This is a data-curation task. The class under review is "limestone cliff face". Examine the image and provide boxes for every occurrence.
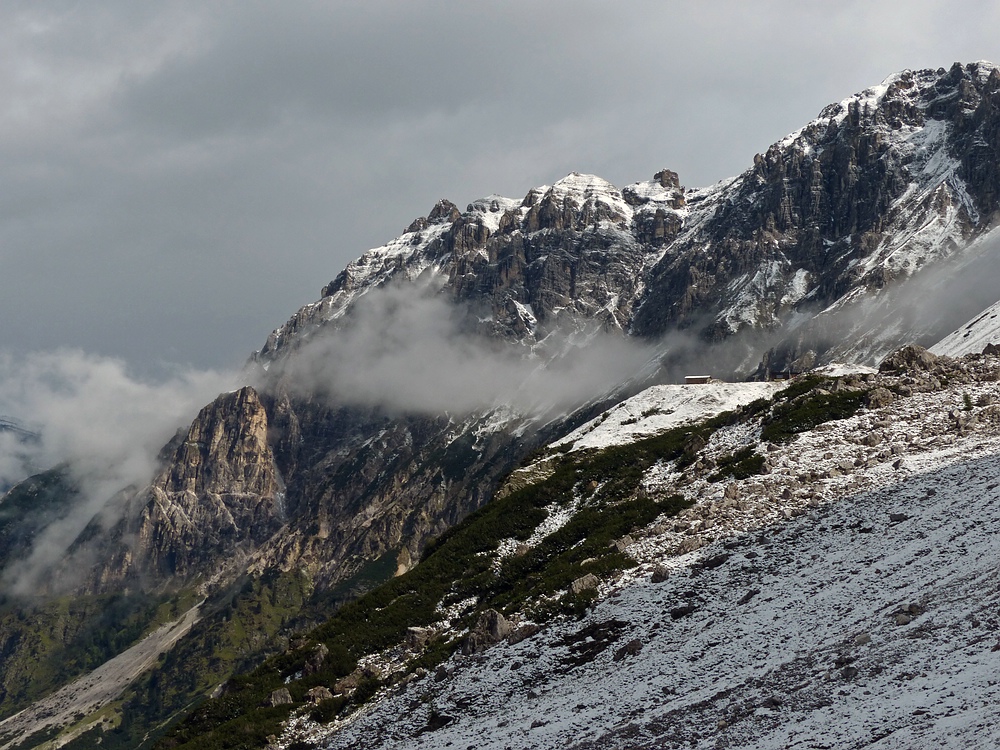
[91,386,535,595]
[95,386,285,588]
[241,390,531,589]
[632,62,1000,342]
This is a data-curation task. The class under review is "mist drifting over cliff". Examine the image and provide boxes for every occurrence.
[263,282,668,416]
[0,350,233,594]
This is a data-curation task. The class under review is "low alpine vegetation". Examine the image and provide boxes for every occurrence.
[157,372,880,749]
[709,447,767,481]
[760,377,866,443]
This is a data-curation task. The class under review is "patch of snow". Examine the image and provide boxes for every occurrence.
[512,301,537,333]
[466,195,520,233]
[434,596,478,624]
[811,362,878,377]
[780,268,810,307]
[552,381,785,454]
[494,498,581,569]
[719,260,786,331]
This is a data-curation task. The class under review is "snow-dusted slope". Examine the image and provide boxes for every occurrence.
[551,381,785,453]
[932,297,1000,357]
[273,352,1000,750]
[317,437,1000,750]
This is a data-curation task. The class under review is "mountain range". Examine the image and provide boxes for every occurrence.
[3,60,1000,749]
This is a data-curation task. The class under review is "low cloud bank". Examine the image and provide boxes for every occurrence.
[267,284,667,416]
[0,350,233,595]
[10,232,1000,596]
[772,230,1000,368]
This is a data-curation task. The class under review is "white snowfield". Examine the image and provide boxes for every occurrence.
[551,381,786,453]
[810,362,878,378]
[284,367,1000,750]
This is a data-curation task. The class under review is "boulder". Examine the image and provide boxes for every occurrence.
[613,638,643,661]
[406,626,435,650]
[670,603,697,620]
[612,535,634,552]
[307,686,334,704]
[333,671,361,695]
[866,387,895,409]
[508,623,541,645]
[303,643,329,676]
[461,609,514,655]
[879,345,939,374]
[265,688,293,707]
[570,573,601,595]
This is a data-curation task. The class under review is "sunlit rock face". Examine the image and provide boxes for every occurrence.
[87,386,284,588]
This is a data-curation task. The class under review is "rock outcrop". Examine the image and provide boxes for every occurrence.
[94,387,285,588]
[462,609,514,654]
[878,344,940,374]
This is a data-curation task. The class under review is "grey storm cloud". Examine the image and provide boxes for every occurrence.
[0,349,232,494]
[0,349,233,594]
[2,0,998,372]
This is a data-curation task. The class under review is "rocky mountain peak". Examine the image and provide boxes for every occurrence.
[427,198,461,224]
[105,60,1000,597]
[632,61,1000,345]
[405,198,462,233]
[156,386,277,497]
[258,64,1000,370]
[517,172,632,233]
[654,168,681,190]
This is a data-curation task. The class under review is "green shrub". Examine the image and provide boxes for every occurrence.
[760,386,865,443]
[309,696,349,724]
[709,447,766,481]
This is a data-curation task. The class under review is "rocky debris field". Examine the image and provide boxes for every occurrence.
[0,602,202,750]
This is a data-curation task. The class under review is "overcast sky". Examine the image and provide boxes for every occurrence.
[2,0,998,375]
